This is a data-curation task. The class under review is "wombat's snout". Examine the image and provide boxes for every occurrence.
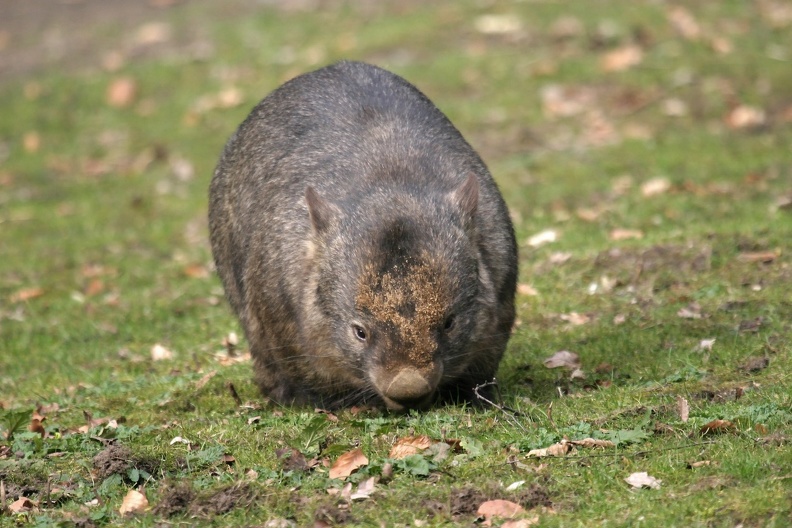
[373,365,443,411]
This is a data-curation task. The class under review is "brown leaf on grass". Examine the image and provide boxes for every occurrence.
[527,440,571,458]
[29,417,46,438]
[151,343,173,361]
[84,278,105,297]
[107,77,138,108]
[314,408,339,423]
[517,283,539,296]
[710,36,733,55]
[559,312,591,326]
[757,433,788,446]
[9,497,36,514]
[697,338,716,351]
[641,177,672,197]
[389,435,435,460]
[739,356,769,373]
[119,489,149,515]
[194,370,217,390]
[624,471,662,489]
[23,131,41,153]
[183,263,211,279]
[700,419,736,436]
[726,105,766,129]
[688,460,712,469]
[9,287,44,303]
[542,351,581,370]
[349,476,378,501]
[474,14,523,35]
[737,251,778,263]
[541,85,595,118]
[135,21,171,45]
[568,438,615,449]
[501,518,540,528]
[676,396,690,423]
[575,206,604,222]
[600,45,643,72]
[666,6,701,40]
[328,448,368,479]
[527,229,558,247]
[477,499,525,524]
[677,302,702,319]
[609,228,644,241]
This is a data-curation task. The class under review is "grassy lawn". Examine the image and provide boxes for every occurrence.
[1,0,790,526]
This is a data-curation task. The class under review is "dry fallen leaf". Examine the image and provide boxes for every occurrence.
[677,302,702,319]
[527,229,558,247]
[517,283,539,296]
[609,228,644,241]
[477,499,525,524]
[559,312,591,326]
[527,440,571,458]
[106,77,138,108]
[389,435,435,460]
[543,351,581,370]
[118,489,149,515]
[676,396,690,423]
[739,356,769,373]
[23,131,41,153]
[697,338,716,351]
[726,105,766,129]
[9,497,36,514]
[541,84,595,118]
[688,460,712,469]
[601,45,643,72]
[29,416,46,438]
[135,21,171,45]
[474,14,522,35]
[569,438,615,449]
[667,6,701,40]
[641,177,672,197]
[9,287,44,303]
[699,419,736,436]
[737,251,778,263]
[329,448,368,479]
[501,519,540,528]
[624,471,662,489]
[349,476,378,501]
[151,343,173,361]
[183,263,210,278]
[194,370,218,390]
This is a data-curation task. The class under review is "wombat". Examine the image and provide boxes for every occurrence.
[209,61,517,411]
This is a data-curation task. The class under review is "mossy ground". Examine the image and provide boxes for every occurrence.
[1,1,790,526]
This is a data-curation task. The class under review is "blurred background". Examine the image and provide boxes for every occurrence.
[2,0,791,396]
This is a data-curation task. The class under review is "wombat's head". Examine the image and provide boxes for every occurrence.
[304,175,490,410]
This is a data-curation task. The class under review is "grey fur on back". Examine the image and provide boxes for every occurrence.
[209,61,517,410]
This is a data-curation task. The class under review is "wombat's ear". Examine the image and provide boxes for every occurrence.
[449,173,479,224]
[305,186,338,232]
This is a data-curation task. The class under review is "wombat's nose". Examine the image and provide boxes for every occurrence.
[384,367,435,406]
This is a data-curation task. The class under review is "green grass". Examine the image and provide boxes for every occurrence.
[1,0,790,526]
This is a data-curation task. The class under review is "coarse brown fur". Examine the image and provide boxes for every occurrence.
[209,61,517,410]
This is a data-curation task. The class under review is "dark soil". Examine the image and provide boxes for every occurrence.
[92,443,159,480]
[92,444,133,478]
[153,481,196,518]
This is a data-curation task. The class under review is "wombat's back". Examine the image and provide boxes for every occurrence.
[209,61,517,409]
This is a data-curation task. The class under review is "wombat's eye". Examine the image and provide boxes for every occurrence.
[352,324,367,342]
[443,315,456,331]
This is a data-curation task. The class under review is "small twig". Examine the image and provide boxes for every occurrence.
[547,401,557,433]
[226,382,243,407]
[534,440,719,462]
[473,379,530,433]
